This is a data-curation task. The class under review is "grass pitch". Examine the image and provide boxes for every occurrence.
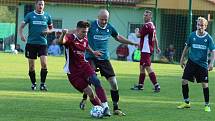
[0,52,214,121]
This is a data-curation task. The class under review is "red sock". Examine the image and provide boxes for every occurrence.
[96,87,107,103]
[90,96,101,106]
[149,72,157,85]
[138,73,145,85]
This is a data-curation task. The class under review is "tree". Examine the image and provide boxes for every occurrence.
[0,6,16,23]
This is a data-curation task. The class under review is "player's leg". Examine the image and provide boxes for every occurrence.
[83,85,101,106]
[28,59,36,90]
[202,82,211,112]
[177,79,191,109]
[144,53,160,92]
[177,59,195,109]
[39,45,48,91]
[197,66,210,112]
[131,65,145,90]
[94,60,125,116]
[145,66,160,92]
[89,74,111,116]
[25,44,37,90]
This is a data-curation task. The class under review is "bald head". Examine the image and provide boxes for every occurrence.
[98,9,109,18]
[98,9,109,28]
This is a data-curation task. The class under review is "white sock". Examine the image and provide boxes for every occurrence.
[102,102,109,109]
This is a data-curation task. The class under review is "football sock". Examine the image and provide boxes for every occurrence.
[29,71,36,85]
[96,87,107,102]
[182,84,189,104]
[149,72,157,85]
[102,102,109,108]
[111,90,119,110]
[83,93,88,100]
[90,96,101,106]
[138,73,145,86]
[203,87,209,105]
[40,69,48,84]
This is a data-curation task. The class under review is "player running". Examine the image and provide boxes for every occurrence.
[58,21,111,116]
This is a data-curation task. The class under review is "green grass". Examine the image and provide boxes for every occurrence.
[0,52,214,121]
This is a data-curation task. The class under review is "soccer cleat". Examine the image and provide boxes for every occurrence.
[154,85,160,93]
[204,105,211,112]
[40,84,48,91]
[31,84,37,91]
[103,107,111,117]
[177,102,191,109]
[130,84,144,90]
[79,99,87,110]
[113,109,126,116]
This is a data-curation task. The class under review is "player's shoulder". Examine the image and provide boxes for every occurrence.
[25,11,34,17]
[144,22,155,29]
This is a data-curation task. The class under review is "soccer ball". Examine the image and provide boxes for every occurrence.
[90,105,104,118]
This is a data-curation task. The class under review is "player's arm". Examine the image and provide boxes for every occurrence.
[115,35,139,47]
[208,50,215,71]
[154,36,161,53]
[180,45,189,69]
[86,46,102,58]
[58,29,68,44]
[19,22,27,42]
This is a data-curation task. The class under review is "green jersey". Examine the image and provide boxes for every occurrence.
[186,31,215,69]
[24,10,52,45]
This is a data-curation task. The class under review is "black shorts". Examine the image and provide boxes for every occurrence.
[25,44,48,59]
[91,59,115,79]
[182,59,208,83]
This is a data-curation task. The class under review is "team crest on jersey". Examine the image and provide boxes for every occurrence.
[204,39,207,42]
[193,38,196,41]
[96,28,99,33]
[44,16,47,19]
[33,16,36,18]
[107,29,109,32]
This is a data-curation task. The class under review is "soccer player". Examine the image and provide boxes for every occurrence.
[58,21,111,116]
[19,0,53,91]
[177,17,215,112]
[131,10,161,92]
[80,9,139,116]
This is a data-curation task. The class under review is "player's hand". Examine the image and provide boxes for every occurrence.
[93,51,102,57]
[156,48,161,54]
[41,29,52,36]
[208,63,213,71]
[180,59,185,69]
[62,29,68,35]
[20,35,26,42]
[133,43,140,48]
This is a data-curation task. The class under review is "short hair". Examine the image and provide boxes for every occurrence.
[144,10,152,15]
[196,17,208,26]
[35,0,44,4]
[76,21,90,28]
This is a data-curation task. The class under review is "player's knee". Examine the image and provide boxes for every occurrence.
[202,83,208,88]
[108,76,118,90]
[182,79,188,85]
[89,74,102,88]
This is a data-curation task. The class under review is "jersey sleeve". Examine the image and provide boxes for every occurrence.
[24,13,31,24]
[208,36,215,51]
[47,14,53,29]
[110,25,118,38]
[185,33,192,47]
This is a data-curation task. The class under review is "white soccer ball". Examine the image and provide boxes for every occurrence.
[90,105,104,118]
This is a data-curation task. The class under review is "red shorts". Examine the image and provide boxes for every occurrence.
[67,63,95,92]
[140,52,151,67]
[67,74,89,93]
